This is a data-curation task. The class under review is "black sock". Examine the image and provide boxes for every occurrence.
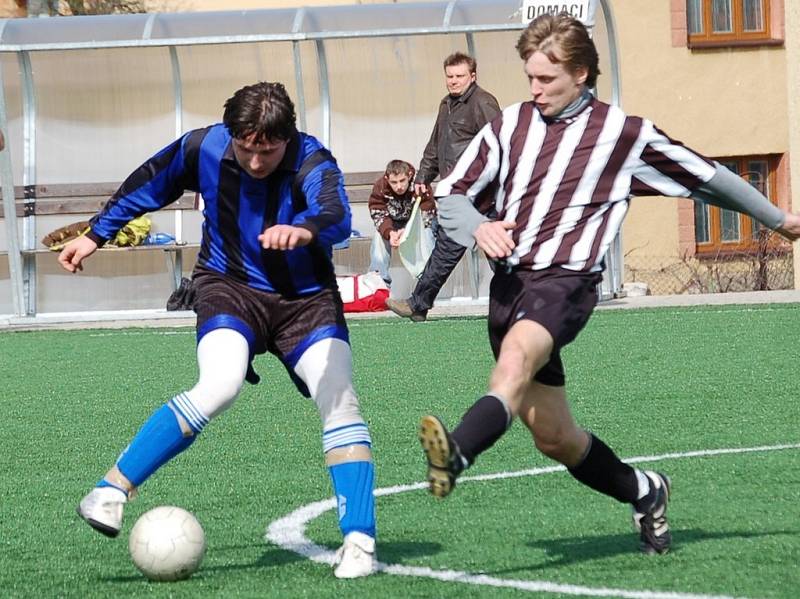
[451,394,511,465]
[567,434,639,504]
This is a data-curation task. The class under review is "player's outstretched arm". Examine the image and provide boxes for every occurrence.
[258,224,313,250]
[775,211,800,242]
[58,235,98,273]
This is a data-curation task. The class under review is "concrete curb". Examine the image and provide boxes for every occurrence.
[2,290,799,332]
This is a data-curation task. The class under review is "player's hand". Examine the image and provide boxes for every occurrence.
[776,211,800,242]
[258,224,313,250]
[389,229,404,248]
[58,235,98,273]
[474,220,516,259]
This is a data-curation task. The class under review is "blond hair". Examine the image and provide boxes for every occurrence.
[516,13,599,89]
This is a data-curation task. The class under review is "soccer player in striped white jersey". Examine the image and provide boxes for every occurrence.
[418,13,800,555]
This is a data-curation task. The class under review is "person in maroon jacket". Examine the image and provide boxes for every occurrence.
[368,159,436,286]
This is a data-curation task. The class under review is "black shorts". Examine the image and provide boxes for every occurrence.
[488,268,601,387]
[192,267,348,395]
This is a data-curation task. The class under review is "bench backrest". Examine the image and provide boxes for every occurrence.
[0,171,382,218]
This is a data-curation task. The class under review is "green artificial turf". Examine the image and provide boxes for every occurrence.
[1,304,798,598]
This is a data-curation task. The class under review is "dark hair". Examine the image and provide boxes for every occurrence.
[516,13,599,89]
[443,51,477,74]
[223,81,297,142]
[385,159,413,178]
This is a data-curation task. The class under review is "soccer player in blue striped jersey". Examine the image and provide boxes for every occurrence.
[61,82,377,578]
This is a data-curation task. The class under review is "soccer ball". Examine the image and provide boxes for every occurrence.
[128,506,206,582]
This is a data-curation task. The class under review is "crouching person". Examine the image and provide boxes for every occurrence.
[368,159,436,287]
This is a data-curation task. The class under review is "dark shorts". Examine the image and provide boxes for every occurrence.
[488,268,601,387]
[192,267,348,395]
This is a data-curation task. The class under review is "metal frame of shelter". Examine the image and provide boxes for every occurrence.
[0,0,622,318]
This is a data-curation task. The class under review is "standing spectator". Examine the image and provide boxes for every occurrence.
[417,13,800,555]
[385,52,500,321]
[368,159,435,286]
[61,81,377,578]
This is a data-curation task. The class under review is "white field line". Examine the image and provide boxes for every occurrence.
[266,443,800,599]
[87,330,194,337]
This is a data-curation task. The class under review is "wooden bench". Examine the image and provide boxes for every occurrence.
[0,172,382,291]
[0,171,379,218]
[1,171,496,317]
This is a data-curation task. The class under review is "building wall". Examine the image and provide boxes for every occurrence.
[180,0,790,294]
[187,0,403,8]
[0,0,386,17]
[613,0,790,292]
[0,0,24,18]
[787,2,800,287]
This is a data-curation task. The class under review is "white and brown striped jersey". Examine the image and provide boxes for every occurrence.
[435,98,717,273]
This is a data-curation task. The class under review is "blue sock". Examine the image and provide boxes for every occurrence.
[115,400,203,487]
[328,460,376,538]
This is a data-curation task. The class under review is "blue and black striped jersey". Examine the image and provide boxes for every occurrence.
[87,125,351,296]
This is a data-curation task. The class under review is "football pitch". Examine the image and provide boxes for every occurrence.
[1,304,799,598]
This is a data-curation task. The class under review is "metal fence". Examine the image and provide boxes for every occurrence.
[623,235,794,296]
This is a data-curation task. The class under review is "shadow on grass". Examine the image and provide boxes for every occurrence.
[483,528,795,575]
[210,545,306,572]
[377,540,443,563]
[104,544,306,582]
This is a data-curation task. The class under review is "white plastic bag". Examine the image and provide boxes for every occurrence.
[398,198,435,278]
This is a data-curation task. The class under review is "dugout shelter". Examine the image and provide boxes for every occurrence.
[0,0,621,320]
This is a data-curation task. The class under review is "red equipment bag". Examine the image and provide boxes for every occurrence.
[336,272,390,313]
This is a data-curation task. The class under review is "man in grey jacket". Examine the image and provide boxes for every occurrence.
[386,52,500,321]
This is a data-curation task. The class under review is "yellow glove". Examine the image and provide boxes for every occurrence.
[109,216,152,247]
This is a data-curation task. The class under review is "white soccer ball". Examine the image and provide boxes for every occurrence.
[128,506,206,582]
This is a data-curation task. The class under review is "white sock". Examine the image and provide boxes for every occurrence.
[635,469,651,501]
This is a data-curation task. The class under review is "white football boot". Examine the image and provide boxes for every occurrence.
[77,486,128,538]
[333,531,377,578]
